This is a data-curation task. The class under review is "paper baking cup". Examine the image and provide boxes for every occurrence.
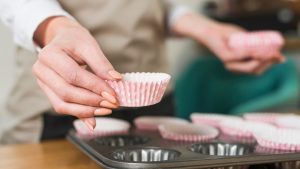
[191,113,242,128]
[219,133,257,144]
[243,112,292,125]
[73,117,130,137]
[275,115,300,129]
[254,128,300,151]
[219,119,275,139]
[107,72,171,107]
[158,122,219,142]
[134,116,188,131]
[229,31,284,57]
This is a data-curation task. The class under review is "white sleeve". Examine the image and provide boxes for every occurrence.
[0,0,72,51]
[165,0,193,33]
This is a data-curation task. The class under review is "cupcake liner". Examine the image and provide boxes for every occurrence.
[158,122,219,142]
[229,31,284,57]
[218,133,257,144]
[73,117,130,137]
[275,115,300,129]
[243,112,293,125]
[134,116,188,131]
[219,119,275,140]
[254,128,300,151]
[255,145,298,154]
[190,113,242,128]
[107,72,171,107]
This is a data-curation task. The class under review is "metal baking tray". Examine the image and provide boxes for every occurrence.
[67,129,300,169]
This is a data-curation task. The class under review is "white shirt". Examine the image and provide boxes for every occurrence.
[0,0,191,52]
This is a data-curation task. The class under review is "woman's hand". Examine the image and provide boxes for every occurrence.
[171,13,285,75]
[32,17,121,130]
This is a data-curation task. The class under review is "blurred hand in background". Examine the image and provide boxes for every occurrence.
[172,12,285,75]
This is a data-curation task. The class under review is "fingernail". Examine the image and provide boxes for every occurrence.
[87,118,96,129]
[84,121,94,131]
[100,100,118,108]
[94,108,112,115]
[108,70,122,80]
[101,91,117,103]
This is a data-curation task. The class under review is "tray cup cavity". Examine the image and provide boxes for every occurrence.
[112,148,180,162]
[94,135,149,147]
[190,142,253,156]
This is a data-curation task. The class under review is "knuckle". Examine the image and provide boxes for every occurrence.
[58,89,72,102]
[53,103,66,115]
[65,69,80,85]
[89,80,103,94]
[38,49,50,61]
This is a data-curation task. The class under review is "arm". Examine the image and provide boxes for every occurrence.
[0,0,122,129]
[167,6,285,74]
[0,0,71,51]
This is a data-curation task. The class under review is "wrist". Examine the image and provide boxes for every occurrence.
[33,16,81,47]
[172,13,219,42]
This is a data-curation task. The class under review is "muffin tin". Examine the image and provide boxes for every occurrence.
[67,128,300,169]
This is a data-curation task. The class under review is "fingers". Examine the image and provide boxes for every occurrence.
[253,60,275,75]
[209,36,249,62]
[36,79,112,118]
[34,61,113,108]
[273,52,286,63]
[73,39,122,80]
[38,48,118,104]
[81,117,96,131]
[225,55,285,75]
[225,59,261,74]
[36,79,106,118]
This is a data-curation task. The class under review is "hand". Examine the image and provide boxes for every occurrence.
[172,13,285,75]
[32,17,122,130]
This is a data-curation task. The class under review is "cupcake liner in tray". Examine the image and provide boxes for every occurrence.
[243,112,293,125]
[68,118,300,169]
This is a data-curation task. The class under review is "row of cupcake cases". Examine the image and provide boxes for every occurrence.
[73,112,300,152]
[191,112,300,151]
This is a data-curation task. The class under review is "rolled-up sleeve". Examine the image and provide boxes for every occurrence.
[0,0,72,51]
[164,0,193,35]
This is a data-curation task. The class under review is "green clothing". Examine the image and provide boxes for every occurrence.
[175,56,299,119]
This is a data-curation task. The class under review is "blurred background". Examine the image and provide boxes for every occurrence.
[1,0,300,116]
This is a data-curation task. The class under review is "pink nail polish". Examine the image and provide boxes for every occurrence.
[101,91,117,103]
[94,108,112,115]
[84,121,94,131]
[100,100,118,108]
[108,70,122,79]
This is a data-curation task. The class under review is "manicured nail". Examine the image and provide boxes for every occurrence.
[84,121,94,131]
[87,118,96,128]
[101,91,117,103]
[108,70,122,80]
[100,100,118,108]
[94,108,112,115]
